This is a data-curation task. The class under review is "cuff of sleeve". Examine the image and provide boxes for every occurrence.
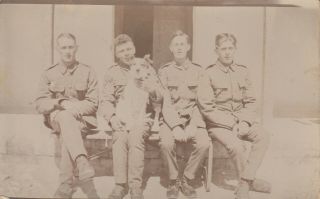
[106,113,116,126]
[57,98,68,105]
[49,99,62,112]
[240,120,252,127]
[166,119,184,130]
[206,113,238,130]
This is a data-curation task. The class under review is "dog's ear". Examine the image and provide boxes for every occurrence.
[143,54,153,67]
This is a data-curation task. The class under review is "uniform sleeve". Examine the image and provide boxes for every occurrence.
[73,68,99,115]
[235,70,259,125]
[144,66,163,104]
[100,71,116,123]
[197,71,237,129]
[158,68,183,129]
[34,72,60,114]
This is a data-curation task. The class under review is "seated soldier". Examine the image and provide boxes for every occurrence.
[101,35,162,199]
[35,33,100,199]
[158,30,210,199]
[197,33,271,199]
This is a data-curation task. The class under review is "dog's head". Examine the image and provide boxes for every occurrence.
[130,57,157,88]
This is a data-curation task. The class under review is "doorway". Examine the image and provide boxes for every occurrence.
[115,5,193,69]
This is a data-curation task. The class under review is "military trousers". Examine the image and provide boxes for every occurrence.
[112,126,150,189]
[159,123,210,180]
[208,124,269,180]
[51,110,98,198]
[51,111,89,183]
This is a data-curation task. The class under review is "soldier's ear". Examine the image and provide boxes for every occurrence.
[169,43,174,53]
[132,45,136,55]
[75,44,79,52]
[186,43,191,52]
[55,43,61,52]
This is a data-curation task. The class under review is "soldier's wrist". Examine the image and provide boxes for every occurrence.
[240,120,251,127]
[57,98,69,105]
[109,114,118,124]
[173,124,184,130]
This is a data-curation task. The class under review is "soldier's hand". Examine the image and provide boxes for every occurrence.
[139,113,154,127]
[109,115,124,132]
[59,100,81,119]
[233,121,250,137]
[67,107,82,119]
[185,126,196,141]
[60,100,74,109]
[173,125,187,142]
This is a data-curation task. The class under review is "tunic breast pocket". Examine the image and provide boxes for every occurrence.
[114,79,127,100]
[213,80,229,99]
[49,82,65,99]
[167,81,179,102]
[75,81,88,100]
[236,80,247,99]
[187,81,198,95]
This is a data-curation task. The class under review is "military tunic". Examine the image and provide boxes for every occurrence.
[197,60,259,129]
[35,61,99,190]
[36,61,98,128]
[198,60,269,180]
[158,59,210,181]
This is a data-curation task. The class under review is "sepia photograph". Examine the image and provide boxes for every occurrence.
[0,1,319,199]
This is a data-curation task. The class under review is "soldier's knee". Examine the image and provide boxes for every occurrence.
[227,141,245,157]
[159,138,175,152]
[128,131,145,148]
[112,131,128,144]
[55,111,75,123]
[254,128,270,147]
[259,130,270,147]
[196,138,210,152]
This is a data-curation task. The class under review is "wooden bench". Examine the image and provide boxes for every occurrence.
[53,124,241,192]
[84,128,215,192]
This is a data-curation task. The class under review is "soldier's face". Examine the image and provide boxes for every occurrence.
[215,39,236,65]
[115,41,136,66]
[170,36,190,60]
[57,37,77,64]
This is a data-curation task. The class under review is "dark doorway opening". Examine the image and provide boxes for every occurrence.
[115,5,193,69]
[115,6,154,59]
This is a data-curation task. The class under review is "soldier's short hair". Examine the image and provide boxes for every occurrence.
[170,30,190,44]
[215,33,237,47]
[56,33,77,44]
[114,34,133,47]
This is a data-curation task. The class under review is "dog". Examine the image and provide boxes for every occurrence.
[116,57,162,132]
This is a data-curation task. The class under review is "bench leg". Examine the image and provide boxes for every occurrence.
[205,141,213,192]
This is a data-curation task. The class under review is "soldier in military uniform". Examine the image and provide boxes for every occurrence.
[197,33,271,199]
[35,33,99,198]
[158,30,210,199]
[101,34,162,199]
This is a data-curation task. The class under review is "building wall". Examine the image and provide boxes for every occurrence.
[53,5,114,86]
[264,7,319,118]
[1,5,319,118]
[193,7,265,116]
[0,4,114,113]
[193,7,319,119]
[0,4,52,113]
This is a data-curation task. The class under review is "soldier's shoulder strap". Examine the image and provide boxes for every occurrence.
[45,63,59,71]
[78,62,90,68]
[191,62,202,68]
[205,64,216,70]
[106,63,119,70]
[159,61,174,71]
[236,64,247,69]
